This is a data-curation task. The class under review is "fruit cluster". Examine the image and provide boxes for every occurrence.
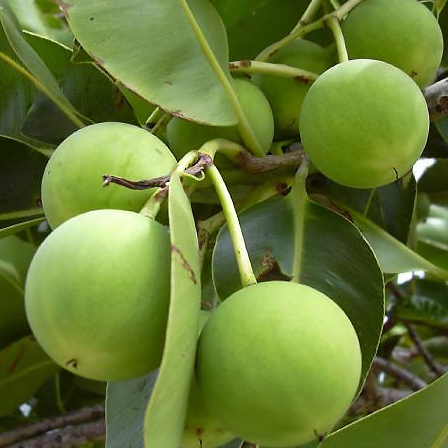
[24,0,442,446]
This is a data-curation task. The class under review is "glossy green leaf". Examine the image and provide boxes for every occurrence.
[0,218,45,238]
[144,173,201,448]
[106,371,158,448]
[0,336,60,417]
[419,160,448,206]
[0,0,84,130]
[321,370,448,448]
[64,0,236,126]
[0,236,35,349]
[346,206,448,279]
[211,0,331,60]
[312,174,416,243]
[213,195,384,385]
[0,137,47,222]
[8,0,72,46]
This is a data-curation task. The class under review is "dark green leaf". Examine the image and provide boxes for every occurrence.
[0,336,60,417]
[64,0,236,126]
[213,195,384,386]
[419,159,448,206]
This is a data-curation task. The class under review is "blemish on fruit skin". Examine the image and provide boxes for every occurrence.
[66,358,78,369]
[240,60,251,68]
[410,70,418,79]
[171,245,197,284]
[393,167,399,181]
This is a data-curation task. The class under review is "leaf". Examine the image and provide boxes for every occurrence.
[106,371,158,448]
[8,0,72,46]
[0,0,84,129]
[0,336,60,417]
[321,370,448,448]
[212,195,384,386]
[64,0,236,126]
[419,159,448,206]
[143,173,201,448]
[344,206,448,280]
[0,218,45,239]
[210,0,331,60]
[0,137,47,222]
[395,279,448,329]
[0,236,35,349]
[312,173,416,244]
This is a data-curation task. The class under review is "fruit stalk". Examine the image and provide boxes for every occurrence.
[205,164,257,287]
[178,0,264,157]
[326,16,348,63]
[229,60,318,83]
[292,158,310,283]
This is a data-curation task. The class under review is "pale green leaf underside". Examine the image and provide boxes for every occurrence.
[64,0,237,126]
[143,173,201,448]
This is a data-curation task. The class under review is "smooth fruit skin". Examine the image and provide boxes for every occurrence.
[196,281,362,447]
[342,0,443,88]
[253,39,332,139]
[167,78,274,159]
[25,209,171,381]
[299,59,429,189]
[42,122,176,229]
[182,310,234,448]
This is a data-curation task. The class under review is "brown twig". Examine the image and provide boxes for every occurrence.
[425,77,448,121]
[373,356,427,391]
[236,148,305,173]
[404,323,446,377]
[350,387,412,415]
[8,421,105,448]
[0,405,104,447]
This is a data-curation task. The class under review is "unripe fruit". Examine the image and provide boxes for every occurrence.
[342,0,443,87]
[299,59,429,189]
[167,78,274,159]
[42,122,176,229]
[196,281,362,447]
[25,209,170,381]
[253,39,332,139]
[182,311,234,448]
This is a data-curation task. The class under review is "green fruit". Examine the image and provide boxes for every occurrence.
[253,39,332,139]
[343,0,443,87]
[167,78,274,159]
[0,236,35,349]
[42,122,176,229]
[182,310,234,448]
[196,281,361,447]
[25,209,170,381]
[299,59,429,189]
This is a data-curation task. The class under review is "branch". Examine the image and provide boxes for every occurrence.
[236,148,305,173]
[373,357,428,391]
[350,387,412,415]
[404,323,447,377]
[8,421,105,448]
[0,405,104,447]
[425,77,448,121]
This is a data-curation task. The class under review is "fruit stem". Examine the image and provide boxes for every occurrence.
[229,61,318,83]
[363,188,376,216]
[326,17,348,63]
[291,158,310,283]
[255,0,367,62]
[151,113,172,137]
[329,0,342,9]
[146,107,164,128]
[178,0,264,158]
[291,0,323,34]
[139,187,164,220]
[205,164,257,288]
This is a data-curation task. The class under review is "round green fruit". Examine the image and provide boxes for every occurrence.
[253,39,332,139]
[182,310,234,448]
[342,0,443,87]
[42,122,176,229]
[196,281,362,447]
[25,209,171,381]
[299,59,429,189]
[0,236,35,349]
[167,78,274,159]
